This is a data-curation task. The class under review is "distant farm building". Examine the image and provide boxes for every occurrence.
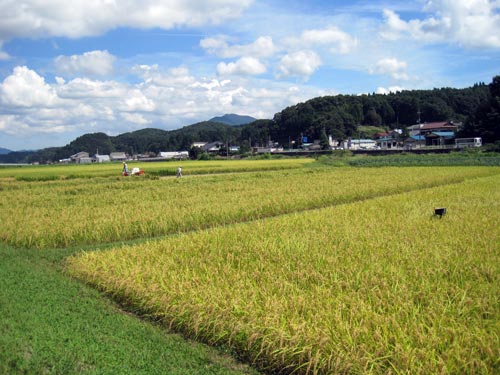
[202,142,225,153]
[159,151,189,159]
[374,130,401,149]
[345,139,378,150]
[408,121,459,137]
[110,152,127,161]
[70,151,90,163]
[94,154,110,163]
[404,135,426,149]
[426,131,456,147]
[78,157,93,164]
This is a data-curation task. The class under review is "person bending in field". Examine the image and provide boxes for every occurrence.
[176,166,182,178]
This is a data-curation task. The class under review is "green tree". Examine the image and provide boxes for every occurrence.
[460,75,500,143]
[239,140,252,154]
[363,108,382,126]
[319,128,330,150]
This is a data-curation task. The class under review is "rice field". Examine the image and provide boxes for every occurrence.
[0,158,312,181]
[65,169,499,374]
[2,161,499,374]
[1,166,498,249]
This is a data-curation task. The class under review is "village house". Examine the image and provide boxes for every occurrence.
[403,135,426,149]
[70,151,90,163]
[425,131,456,147]
[201,141,225,154]
[407,121,459,147]
[109,152,127,161]
[374,130,402,149]
[407,121,459,137]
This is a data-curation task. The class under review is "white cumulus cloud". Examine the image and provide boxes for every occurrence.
[54,50,116,77]
[217,57,267,76]
[200,35,276,58]
[121,112,150,125]
[381,0,500,48]
[285,26,358,54]
[0,63,332,149]
[277,51,322,80]
[0,66,58,107]
[56,77,126,99]
[122,89,156,112]
[376,86,404,95]
[0,0,253,41]
[370,58,409,81]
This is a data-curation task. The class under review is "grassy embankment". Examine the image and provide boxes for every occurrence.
[0,242,262,375]
[317,149,500,167]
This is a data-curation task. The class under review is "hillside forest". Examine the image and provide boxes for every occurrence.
[2,75,499,164]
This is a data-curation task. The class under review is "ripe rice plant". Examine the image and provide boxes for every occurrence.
[66,174,500,374]
[1,167,499,249]
[0,158,312,181]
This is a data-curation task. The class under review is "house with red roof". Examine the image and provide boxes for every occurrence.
[407,121,459,136]
[407,121,460,147]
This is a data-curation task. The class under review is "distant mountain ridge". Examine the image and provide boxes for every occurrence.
[0,147,12,155]
[209,114,256,126]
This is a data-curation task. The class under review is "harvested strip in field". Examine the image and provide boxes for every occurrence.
[67,174,500,375]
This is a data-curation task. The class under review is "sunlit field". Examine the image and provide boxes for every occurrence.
[1,165,498,249]
[67,173,500,374]
[1,160,499,374]
[0,158,312,180]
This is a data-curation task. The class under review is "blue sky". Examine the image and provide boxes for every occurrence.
[0,0,499,151]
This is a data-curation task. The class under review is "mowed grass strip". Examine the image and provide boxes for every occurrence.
[2,166,499,249]
[67,174,500,374]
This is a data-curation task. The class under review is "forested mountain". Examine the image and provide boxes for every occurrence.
[1,77,499,164]
[208,114,256,125]
[0,147,12,155]
[13,121,241,163]
[257,84,491,147]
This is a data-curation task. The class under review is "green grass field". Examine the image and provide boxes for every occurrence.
[1,158,499,374]
[0,243,261,375]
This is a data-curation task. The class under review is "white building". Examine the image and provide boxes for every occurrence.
[344,139,378,150]
[191,142,207,148]
[94,154,110,163]
[159,151,189,159]
[78,157,93,164]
